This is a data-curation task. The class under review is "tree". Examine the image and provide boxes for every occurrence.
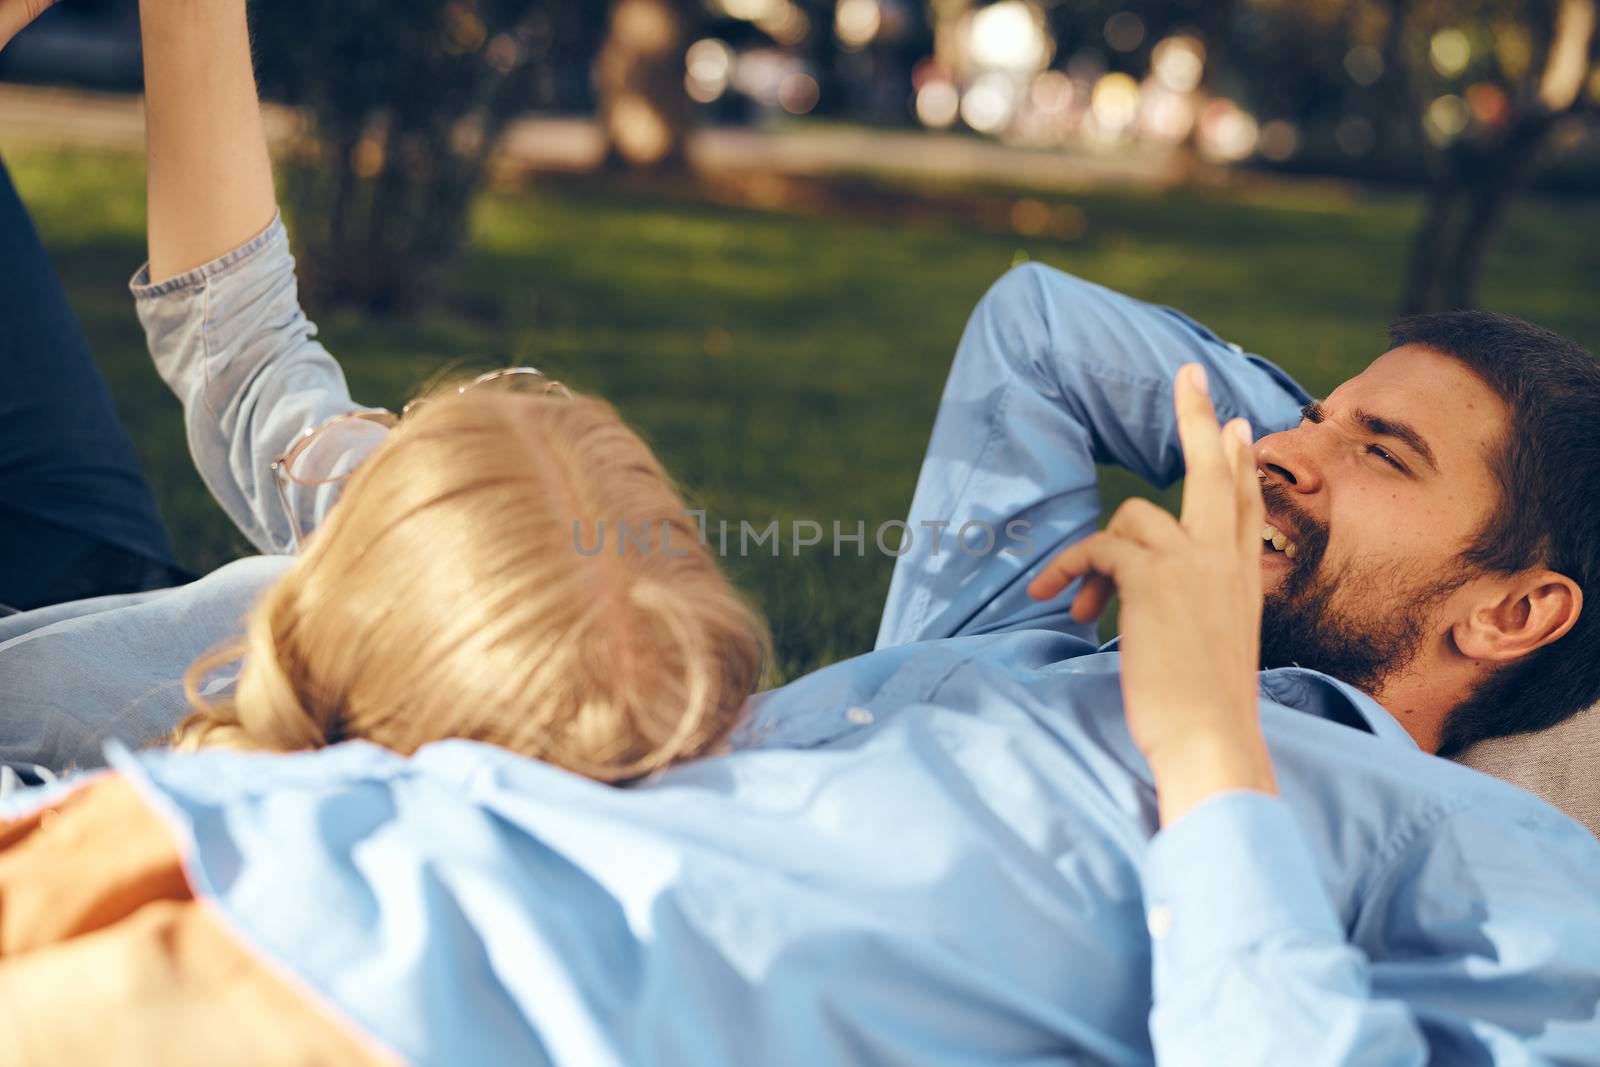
[251,0,591,312]
[1389,0,1598,312]
[596,0,698,171]
[1234,0,1597,312]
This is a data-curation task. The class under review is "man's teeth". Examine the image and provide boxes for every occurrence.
[1262,524,1299,559]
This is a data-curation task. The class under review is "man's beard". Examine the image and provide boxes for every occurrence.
[1257,482,1470,695]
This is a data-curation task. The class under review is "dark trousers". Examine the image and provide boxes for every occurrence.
[0,157,191,613]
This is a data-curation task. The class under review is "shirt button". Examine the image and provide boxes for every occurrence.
[1146,905,1173,940]
[845,706,875,726]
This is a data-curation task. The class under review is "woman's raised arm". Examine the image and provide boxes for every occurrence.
[139,0,277,283]
[0,0,54,52]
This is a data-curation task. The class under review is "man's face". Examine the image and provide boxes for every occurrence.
[1250,346,1510,693]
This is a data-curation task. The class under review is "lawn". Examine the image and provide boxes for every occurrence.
[11,145,1600,678]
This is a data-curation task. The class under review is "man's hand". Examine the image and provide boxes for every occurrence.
[1028,363,1276,826]
[0,0,55,52]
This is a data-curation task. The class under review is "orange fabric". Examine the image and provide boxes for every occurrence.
[0,776,392,1067]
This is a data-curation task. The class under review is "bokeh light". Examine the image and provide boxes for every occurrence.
[610,95,673,166]
[1151,35,1205,93]
[758,3,810,46]
[1465,82,1508,127]
[484,34,521,75]
[1103,11,1146,53]
[1424,94,1469,145]
[779,73,821,115]
[916,79,961,129]
[835,0,881,50]
[1343,45,1383,87]
[442,3,487,56]
[1257,119,1300,162]
[1197,98,1258,162]
[1090,72,1141,135]
[961,73,1017,133]
[1138,86,1195,143]
[713,0,809,45]
[969,1,1053,73]
[717,0,771,20]
[1429,28,1471,78]
[351,137,385,179]
[733,48,804,107]
[686,39,735,104]
[1011,198,1052,235]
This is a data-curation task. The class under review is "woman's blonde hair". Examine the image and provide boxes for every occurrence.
[178,385,770,782]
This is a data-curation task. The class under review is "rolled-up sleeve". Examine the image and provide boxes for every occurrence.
[1142,791,1427,1066]
[131,216,375,554]
[875,263,1312,650]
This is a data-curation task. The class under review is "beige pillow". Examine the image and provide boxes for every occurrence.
[1457,701,1600,837]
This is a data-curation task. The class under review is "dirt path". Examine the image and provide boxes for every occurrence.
[0,83,1188,194]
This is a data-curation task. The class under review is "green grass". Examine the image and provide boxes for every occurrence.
[12,145,1600,678]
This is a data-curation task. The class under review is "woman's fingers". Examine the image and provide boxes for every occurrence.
[1174,364,1235,547]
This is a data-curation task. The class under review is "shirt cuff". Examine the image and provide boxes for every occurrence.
[1142,791,1343,987]
[128,212,287,299]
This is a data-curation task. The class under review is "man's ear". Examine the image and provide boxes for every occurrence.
[1453,570,1583,662]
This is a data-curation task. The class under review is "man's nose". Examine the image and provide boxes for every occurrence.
[1252,429,1322,494]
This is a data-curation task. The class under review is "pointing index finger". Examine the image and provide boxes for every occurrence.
[1175,363,1234,545]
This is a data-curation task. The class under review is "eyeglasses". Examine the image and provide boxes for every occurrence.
[272,367,572,550]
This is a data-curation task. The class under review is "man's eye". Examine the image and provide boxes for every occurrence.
[1366,444,1405,471]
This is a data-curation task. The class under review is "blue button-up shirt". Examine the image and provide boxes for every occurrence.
[4,223,1599,1064]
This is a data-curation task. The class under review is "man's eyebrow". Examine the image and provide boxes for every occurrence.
[1350,406,1439,472]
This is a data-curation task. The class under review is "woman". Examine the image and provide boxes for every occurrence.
[0,0,768,783]
[0,4,768,1057]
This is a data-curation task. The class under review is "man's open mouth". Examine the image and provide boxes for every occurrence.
[1261,522,1299,559]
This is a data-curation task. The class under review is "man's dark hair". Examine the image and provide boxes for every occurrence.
[1388,310,1600,756]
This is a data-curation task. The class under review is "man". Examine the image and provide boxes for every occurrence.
[878,268,1600,759]
[0,0,1598,1063]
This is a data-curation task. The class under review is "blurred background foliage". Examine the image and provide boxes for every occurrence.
[248,0,600,309]
[14,0,1590,314]
[9,1,1587,313]
[246,0,1598,313]
[2,0,1597,673]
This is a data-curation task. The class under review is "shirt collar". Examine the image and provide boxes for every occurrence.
[1095,635,1419,751]
[1258,668,1420,750]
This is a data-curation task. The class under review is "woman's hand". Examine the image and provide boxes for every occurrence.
[1028,363,1276,826]
[0,0,56,52]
